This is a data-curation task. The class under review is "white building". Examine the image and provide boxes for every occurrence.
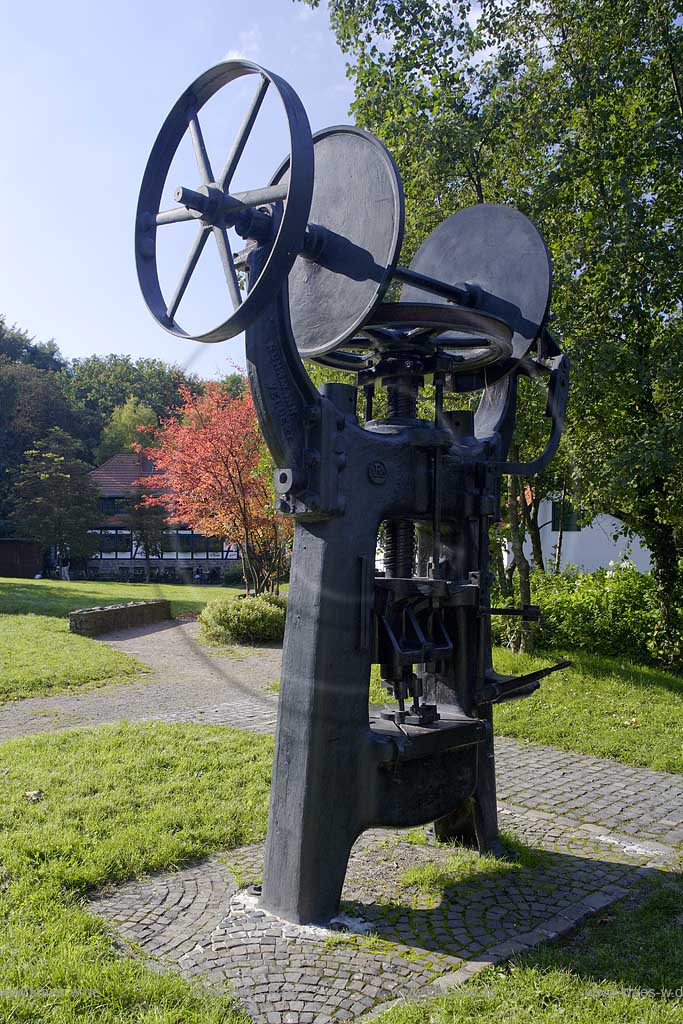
[522,498,651,573]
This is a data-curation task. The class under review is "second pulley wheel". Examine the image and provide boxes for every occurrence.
[401,203,553,387]
[270,126,405,359]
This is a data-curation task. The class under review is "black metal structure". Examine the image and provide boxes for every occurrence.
[137,60,571,925]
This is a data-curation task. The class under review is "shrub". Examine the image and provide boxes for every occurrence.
[492,563,666,666]
[199,595,286,644]
[258,592,288,611]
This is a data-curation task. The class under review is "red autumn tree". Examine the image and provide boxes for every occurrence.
[136,382,290,594]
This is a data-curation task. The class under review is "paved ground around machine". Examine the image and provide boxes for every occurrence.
[3,621,682,1022]
[90,792,680,1023]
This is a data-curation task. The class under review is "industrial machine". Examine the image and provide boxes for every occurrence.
[136,60,570,924]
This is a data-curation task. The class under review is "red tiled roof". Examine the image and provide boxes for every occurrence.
[89,452,158,497]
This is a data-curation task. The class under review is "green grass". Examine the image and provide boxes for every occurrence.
[0,577,243,702]
[2,720,681,1023]
[493,647,683,774]
[0,576,241,619]
[400,847,512,898]
[0,615,147,702]
[374,874,683,1023]
[0,721,273,1022]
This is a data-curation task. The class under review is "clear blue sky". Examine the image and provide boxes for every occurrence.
[0,0,352,378]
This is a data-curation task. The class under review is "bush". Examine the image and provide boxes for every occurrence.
[258,592,288,611]
[492,563,666,666]
[199,595,286,644]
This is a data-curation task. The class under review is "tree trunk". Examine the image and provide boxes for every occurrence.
[521,480,545,572]
[507,473,533,653]
[643,520,681,664]
[489,525,512,598]
[554,478,567,574]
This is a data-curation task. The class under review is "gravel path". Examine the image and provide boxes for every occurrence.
[0,621,280,741]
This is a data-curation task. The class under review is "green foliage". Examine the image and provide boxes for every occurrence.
[63,353,201,429]
[0,721,270,1022]
[492,564,677,667]
[220,371,248,398]
[0,360,87,532]
[10,428,99,565]
[308,0,683,644]
[369,663,387,703]
[127,486,167,569]
[199,595,286,644]
[257,592,288,611]
[0,314,66,371]
[95,396,157,463]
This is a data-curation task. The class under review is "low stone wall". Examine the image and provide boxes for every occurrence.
[69,600,172,637]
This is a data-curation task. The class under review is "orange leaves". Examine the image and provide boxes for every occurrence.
[136,382,272,539]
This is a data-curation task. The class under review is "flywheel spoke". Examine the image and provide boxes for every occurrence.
[219,75,269,190]
[187,106,215,185]
[213,226,242,309]
[166,225,210,321]
[156,207,197,226]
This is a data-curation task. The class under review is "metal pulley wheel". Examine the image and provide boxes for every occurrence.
[400,204,553,387]
[135,59,314,343]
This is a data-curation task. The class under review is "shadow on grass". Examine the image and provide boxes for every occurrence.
[98,620,183,640]
[0,578,227,618]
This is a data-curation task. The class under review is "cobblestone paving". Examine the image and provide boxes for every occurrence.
[91,808,680,1023]
[495,740,683,846]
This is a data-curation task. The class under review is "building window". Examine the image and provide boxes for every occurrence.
[98,496,126,515]
[89,529,132,558]
[551,501,582,533]
[89,528,236,561]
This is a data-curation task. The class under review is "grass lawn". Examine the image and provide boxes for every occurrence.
[374,876,683,1023]
[493,647,683,774]
[0,576,241,619]
[0,614,147,702]
[0,577,242,702]
[0,721,273,1023]
[2,721,681,1023]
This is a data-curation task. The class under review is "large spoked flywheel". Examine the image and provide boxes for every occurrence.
[135,60,314,344]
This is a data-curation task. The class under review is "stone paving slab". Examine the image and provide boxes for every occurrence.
[90,805,681,1023]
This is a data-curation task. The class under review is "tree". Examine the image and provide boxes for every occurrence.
[10,429,99,571]
[127,486,167,582]
[0,315,66,371]
[63,354,202,428]
[95,397,158,464]
[0,360,89,534]
[137,383,290,594]
[220,372,248,399]
[303,0,683,660]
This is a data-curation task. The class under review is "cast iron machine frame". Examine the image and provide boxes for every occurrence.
[136,60,571,925]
